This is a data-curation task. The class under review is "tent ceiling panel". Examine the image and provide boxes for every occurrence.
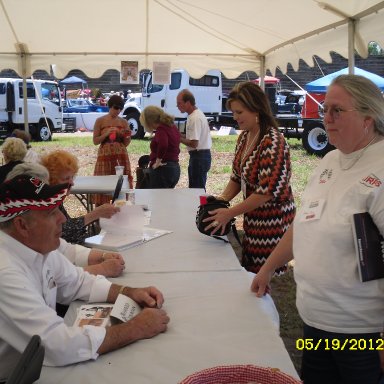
[0,0,383,78]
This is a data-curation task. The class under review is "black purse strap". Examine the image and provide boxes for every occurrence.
[230,222,242,245]
[212,222,241,245]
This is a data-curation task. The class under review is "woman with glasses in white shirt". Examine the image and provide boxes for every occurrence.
[251,74,384,384]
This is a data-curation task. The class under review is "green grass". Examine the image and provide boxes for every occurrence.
[36,135,94,147]
[211,165,232,174]
[31,133,320,207]
[211,135,238,152]
[39,134,152,154]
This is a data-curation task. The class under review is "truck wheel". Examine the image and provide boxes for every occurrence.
[35,121,52,142]
[125,111,145,139]
[302,122,334,157]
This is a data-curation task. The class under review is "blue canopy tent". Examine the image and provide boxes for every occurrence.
[59,76,86,85]
[59,76,88,99]
[305,67,384,93]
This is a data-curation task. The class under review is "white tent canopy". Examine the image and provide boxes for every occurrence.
[1,0,384,79]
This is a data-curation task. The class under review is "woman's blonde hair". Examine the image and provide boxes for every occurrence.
[1,137,27,162]
[40,149,79,185]
[140,106,174,132]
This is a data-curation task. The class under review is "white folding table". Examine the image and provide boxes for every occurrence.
[38,188,299,383]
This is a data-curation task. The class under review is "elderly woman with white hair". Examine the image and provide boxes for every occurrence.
[0,137,27,183]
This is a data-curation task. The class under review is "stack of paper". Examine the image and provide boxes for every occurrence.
[84,205,171,251]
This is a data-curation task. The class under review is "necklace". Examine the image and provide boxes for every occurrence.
[241,131,259,164]
[339,135,378,171]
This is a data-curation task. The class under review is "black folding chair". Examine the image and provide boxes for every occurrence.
[6,335,45,384]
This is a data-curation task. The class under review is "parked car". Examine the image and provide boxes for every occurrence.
[275,89,292,105]
[63,98,109,113]
[276,90,305,114]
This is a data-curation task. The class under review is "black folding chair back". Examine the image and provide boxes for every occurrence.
[6,335,45,384]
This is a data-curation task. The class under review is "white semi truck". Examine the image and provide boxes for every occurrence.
[122,69,234,139]
[122,69,333,157]
[0,78,63,141]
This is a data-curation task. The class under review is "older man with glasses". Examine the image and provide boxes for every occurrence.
[0,175,169,382]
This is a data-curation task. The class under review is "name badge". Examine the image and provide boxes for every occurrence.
[299,199,325,222]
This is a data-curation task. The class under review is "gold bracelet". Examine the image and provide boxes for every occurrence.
[119,286,126,295]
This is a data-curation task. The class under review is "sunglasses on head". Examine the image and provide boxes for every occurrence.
[112,105,123,110]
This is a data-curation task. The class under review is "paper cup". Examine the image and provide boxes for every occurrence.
[115,165,124,176]
[126,191,135,205]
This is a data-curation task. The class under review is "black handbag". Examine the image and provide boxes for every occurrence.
[195,195,240,244]
[135,155,151,189]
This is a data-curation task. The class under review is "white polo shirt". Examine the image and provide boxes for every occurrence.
[185,108,212,151]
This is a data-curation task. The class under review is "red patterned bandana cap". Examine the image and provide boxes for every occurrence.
[0,175,68,222]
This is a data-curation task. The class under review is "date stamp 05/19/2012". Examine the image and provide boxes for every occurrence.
[296,338,384,351]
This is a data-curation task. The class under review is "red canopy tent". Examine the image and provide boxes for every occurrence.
[254,76,280,84]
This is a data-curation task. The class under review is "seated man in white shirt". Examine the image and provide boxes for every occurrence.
[6,162,125,278]
[0,175,170,382]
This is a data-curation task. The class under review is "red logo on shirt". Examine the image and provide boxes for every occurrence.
[319,169,333,184]
[360,174,382,188]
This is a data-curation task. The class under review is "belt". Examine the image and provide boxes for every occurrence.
[189,149,210,153]
[162,161,179,166]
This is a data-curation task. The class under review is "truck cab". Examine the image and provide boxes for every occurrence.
[123,69,222,139]
[0,78,63,141]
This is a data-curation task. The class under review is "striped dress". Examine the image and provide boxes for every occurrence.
[231,127,295,275]
[93,125,133,205]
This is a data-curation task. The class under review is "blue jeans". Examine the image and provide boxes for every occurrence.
[188,150,211,189]
[301,324,382,384]
[148,162,180,189]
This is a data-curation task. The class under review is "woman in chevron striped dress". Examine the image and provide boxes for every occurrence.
[205,81,295,275]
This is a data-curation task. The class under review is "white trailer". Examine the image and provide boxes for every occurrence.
[0,78,63,141]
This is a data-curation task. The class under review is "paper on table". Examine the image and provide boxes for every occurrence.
[111,294,141,322]
[85,204,171,251]
[84,227,172,251]
[74,295,141,328]
[100,205,146,235]
[84,232,144,251]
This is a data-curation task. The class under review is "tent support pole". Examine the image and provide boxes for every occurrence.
[348,20,355,74]
[259,56,265,91]
[20,51,30,135]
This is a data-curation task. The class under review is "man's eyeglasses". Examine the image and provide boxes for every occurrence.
[112,105,123,110]
[322,106,358,120]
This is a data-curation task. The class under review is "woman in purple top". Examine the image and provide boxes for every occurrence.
[140,106,181,188]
